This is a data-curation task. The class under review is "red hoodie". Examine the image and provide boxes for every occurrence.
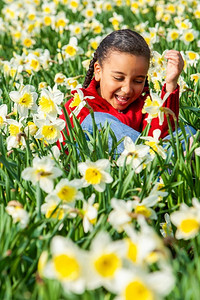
[59,78,179,139]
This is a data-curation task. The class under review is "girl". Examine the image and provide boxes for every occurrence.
[59,29,193,152]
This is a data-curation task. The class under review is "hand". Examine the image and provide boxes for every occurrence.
[165,50,184,93]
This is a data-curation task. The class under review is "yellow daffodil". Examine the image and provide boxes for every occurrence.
[116,136,150,173]
[6,118,26,150]
[142,92,170,126]
[22,156,63,193]
[170,198,200,240]
[113,266,175,300]
[140,129,167,159]
[42,235,87,294]
[6,201,29,228]
[0,104,8,128]
[38,84,64,118]
[78,159,113,192]
[41,194,65,220]
[9,85,38,117]
[81,193,98,233]
[34,116,66,144]
[85,231,125,290]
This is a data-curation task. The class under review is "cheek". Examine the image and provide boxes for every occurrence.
[102,80,118,94]
[135,84,145,96]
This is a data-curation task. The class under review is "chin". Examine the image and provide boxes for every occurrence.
[115,105,128,111]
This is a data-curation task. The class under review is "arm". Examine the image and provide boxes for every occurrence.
[142,51,184,138]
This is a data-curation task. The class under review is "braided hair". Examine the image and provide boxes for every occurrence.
[82,29,151,89]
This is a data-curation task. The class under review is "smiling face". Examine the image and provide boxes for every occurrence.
[94,51,149,111]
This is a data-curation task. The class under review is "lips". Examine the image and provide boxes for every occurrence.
[115,94,130,103]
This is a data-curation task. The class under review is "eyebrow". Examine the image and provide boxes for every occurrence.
[111,71,146,78]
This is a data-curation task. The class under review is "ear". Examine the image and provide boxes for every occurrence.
[94,61,102,81]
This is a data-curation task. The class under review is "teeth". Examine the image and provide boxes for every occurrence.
[116,95,129,102]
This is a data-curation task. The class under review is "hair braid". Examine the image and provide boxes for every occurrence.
[82,52,97,89]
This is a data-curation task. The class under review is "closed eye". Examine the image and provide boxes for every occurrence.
[113,77,124,81]
[134,80,144,84]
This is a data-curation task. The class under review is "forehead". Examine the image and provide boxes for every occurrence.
[102,51,149,75]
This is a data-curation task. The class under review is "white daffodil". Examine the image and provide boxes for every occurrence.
[53,178,83,207]
[149,179,168,202]
[112,265,175,300]
[3,60,12,77]
[89,36,102,51]
[82,59,91,70]
[9,85,38,117]
[78,159,113,192]
[0,104,8,128]
[69,88,94,117]
[34,116,66,144]
[190,73,200,85]
[43,235,87,294]
[177,75,189,96]
[39,49,51,70]
[81,5,96,21]
[116,136,150,173]
[139,216,171,265]
[195,146,200,156]
[90,19,103,34]
[108,198,134,233]
[49,145,61,161]
[142,92,170,126]
[38,81,48,90]
[185,51,199,67]
[180,29,199,45]
[54,72,67,85]
[132,194,159,220]
[25,53,41,72]
[6,201,29,228]
[194,4,200,19]
[41,194,65,220]
[38,251,48,278]
[81,193,99,233]
[24,121,38,136]
[42,1,56,15]
[61,37,84,61]
[52,12,69,34]
[124,226,156,267]
[124,219,170,266]
[175,18,192,33]
[160,213,173,238]
[38,84,64,118]
[21,156,63,193]
[6,118,26,151]
[68,22,84,38]
[85,231,126,291]
[65,77,82,90]
[170,198,200,240]
[68,0,80,14]
[166,28,180,42]
[140,129,167,159]
[109,12,124,30]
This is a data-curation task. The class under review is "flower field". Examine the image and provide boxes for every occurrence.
[0,0,200,299]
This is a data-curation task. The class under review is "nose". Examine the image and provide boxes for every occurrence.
[121,81,132,95]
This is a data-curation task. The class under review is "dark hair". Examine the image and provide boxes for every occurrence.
[83,29,151,89]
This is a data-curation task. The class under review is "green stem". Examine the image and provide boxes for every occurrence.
[36,183,42,219]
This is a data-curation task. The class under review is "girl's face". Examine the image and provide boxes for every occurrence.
[94,51,149,111]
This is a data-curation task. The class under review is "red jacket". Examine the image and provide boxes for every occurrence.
[60,78,179,139]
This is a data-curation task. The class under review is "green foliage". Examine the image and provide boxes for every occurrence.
[0,0,200,299]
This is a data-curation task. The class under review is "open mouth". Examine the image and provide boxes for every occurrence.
[115,95,130,103]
